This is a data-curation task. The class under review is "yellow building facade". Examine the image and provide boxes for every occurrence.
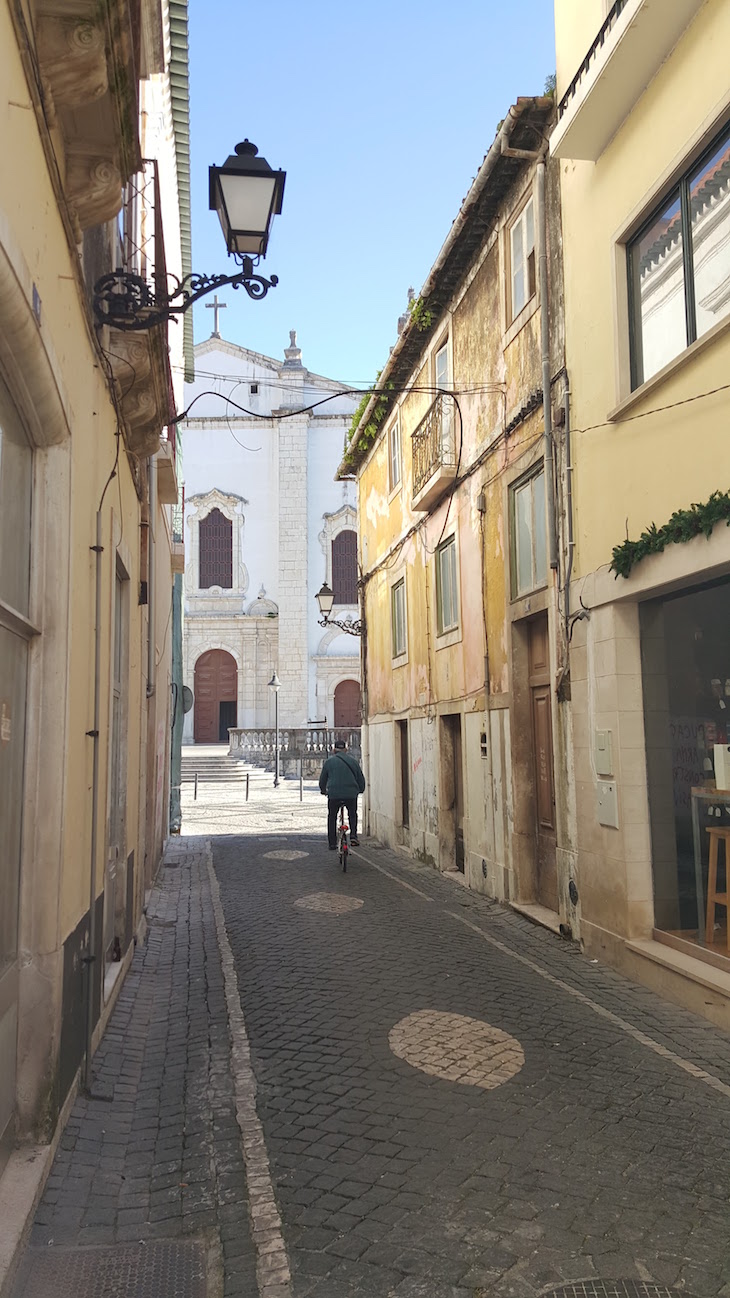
[554,0,730,1022]
[345,100,577,932]
[0,0,189,1211]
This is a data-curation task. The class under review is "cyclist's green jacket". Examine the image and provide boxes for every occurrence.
[319,752,366,800]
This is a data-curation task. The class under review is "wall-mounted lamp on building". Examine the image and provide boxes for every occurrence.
[315,582,362,637]
[268,670,281,788]
[93,140,286,331]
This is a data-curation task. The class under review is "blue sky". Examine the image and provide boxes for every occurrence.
[188,0,556,386]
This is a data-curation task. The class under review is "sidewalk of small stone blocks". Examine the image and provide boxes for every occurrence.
[9,835,258,1298]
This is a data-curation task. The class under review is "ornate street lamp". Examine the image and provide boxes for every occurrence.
[315,582,362,637]
[93,140,286,331]
[268,671,281,788]
[209,140,285,257]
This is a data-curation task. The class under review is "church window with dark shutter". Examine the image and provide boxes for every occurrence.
[199,508,233,589]
[331,529,357,605]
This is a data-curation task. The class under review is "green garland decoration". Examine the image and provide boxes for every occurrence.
[610,490,730,579]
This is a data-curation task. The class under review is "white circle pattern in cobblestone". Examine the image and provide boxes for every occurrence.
[389,1009,524,1089]
[294,893,364,914]
[263,849,310,861]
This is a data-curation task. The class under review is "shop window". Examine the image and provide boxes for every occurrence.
[331,530,357,605]
[641,577,730,961]
[436,535,459,635]
[628,122,730,389]
[391,578,407,659]
[510,466,547,598]
[199,508,232,589]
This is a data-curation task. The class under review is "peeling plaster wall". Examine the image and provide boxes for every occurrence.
[358,146,570,910]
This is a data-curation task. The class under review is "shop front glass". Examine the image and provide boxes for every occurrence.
[641,576,730,960]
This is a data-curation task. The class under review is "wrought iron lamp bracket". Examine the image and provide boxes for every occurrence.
[317,615,362,637]
[93,257,278,331]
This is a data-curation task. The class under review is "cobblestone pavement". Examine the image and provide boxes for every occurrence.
[11,837,258,1298]
[12,771,730,1298]
[207,784,730,1298]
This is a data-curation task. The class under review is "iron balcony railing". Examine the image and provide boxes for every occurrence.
[411,393,456,500]
[171,501,184,545]
[557,0,628,119]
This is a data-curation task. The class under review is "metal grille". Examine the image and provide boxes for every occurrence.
[331,529,357,604]
[199,508,232,589]
[539,1284,687,1298]
[557,0,628,119]
[412,394,456,498]
[13,1242,207,1298]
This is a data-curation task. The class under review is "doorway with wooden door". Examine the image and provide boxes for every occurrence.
[194,649,238,742]
[334,679,361,728]
[440,713,465,872]
[528,614,558,910]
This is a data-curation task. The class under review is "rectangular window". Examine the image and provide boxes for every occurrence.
[391,578,406,658]
[434,340,453,448]
[199,508,233,589]
[389,417,401,490]
[628,122,730,389]
[331,529,358,604]
[436,535,459,634]
[510,197,536,320]
[435,341,450,391]
[511,467,547,598]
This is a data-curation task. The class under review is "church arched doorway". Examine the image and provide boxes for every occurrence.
[194,649,238,742]
[334,679,361,728]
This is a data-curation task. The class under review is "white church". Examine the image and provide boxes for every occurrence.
[180,322,361,744]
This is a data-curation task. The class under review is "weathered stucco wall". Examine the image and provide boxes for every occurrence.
[358,139,570,908]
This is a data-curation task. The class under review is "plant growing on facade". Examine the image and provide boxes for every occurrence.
[610,490,730,578]
[407,295,434,332]
[343,370,394,469]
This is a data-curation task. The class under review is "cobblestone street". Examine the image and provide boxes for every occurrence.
[12,770,730,1298]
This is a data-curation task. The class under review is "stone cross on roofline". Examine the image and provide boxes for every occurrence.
[206,294,226,338]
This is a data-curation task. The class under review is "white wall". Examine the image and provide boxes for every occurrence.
[182,336,360,736]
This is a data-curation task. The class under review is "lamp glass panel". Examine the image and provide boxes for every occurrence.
[318,587,334,616]
[219,173,276,237]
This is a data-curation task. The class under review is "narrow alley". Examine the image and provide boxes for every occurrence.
[10,769,730,1298]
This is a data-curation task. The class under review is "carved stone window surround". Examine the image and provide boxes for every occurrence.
[186,489,249,596]
[318,504,359,611]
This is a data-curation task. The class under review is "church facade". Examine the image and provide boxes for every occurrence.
[181,329,361,743]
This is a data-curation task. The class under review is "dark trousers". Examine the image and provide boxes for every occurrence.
[328,797,358,847]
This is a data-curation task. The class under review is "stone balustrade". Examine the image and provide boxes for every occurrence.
[228,727,361,763]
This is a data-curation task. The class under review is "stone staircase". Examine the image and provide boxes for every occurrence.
[181,747,250,784]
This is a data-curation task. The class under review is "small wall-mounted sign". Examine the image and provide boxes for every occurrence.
[1,700,11,744]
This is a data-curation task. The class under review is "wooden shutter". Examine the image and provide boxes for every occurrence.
[199,509,233,589]
[331,530,357,605]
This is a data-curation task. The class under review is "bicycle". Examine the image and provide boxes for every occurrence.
[337,804,349,872]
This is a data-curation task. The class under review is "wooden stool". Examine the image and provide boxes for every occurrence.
[705,827,730,950]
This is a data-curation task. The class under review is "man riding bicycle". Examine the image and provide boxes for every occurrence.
[319,740,366,850]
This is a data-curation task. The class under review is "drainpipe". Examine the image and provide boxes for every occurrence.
[84,509,103,1091]
[563,376,574,637]
[147,456,157,697]
[537,157,558,571]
